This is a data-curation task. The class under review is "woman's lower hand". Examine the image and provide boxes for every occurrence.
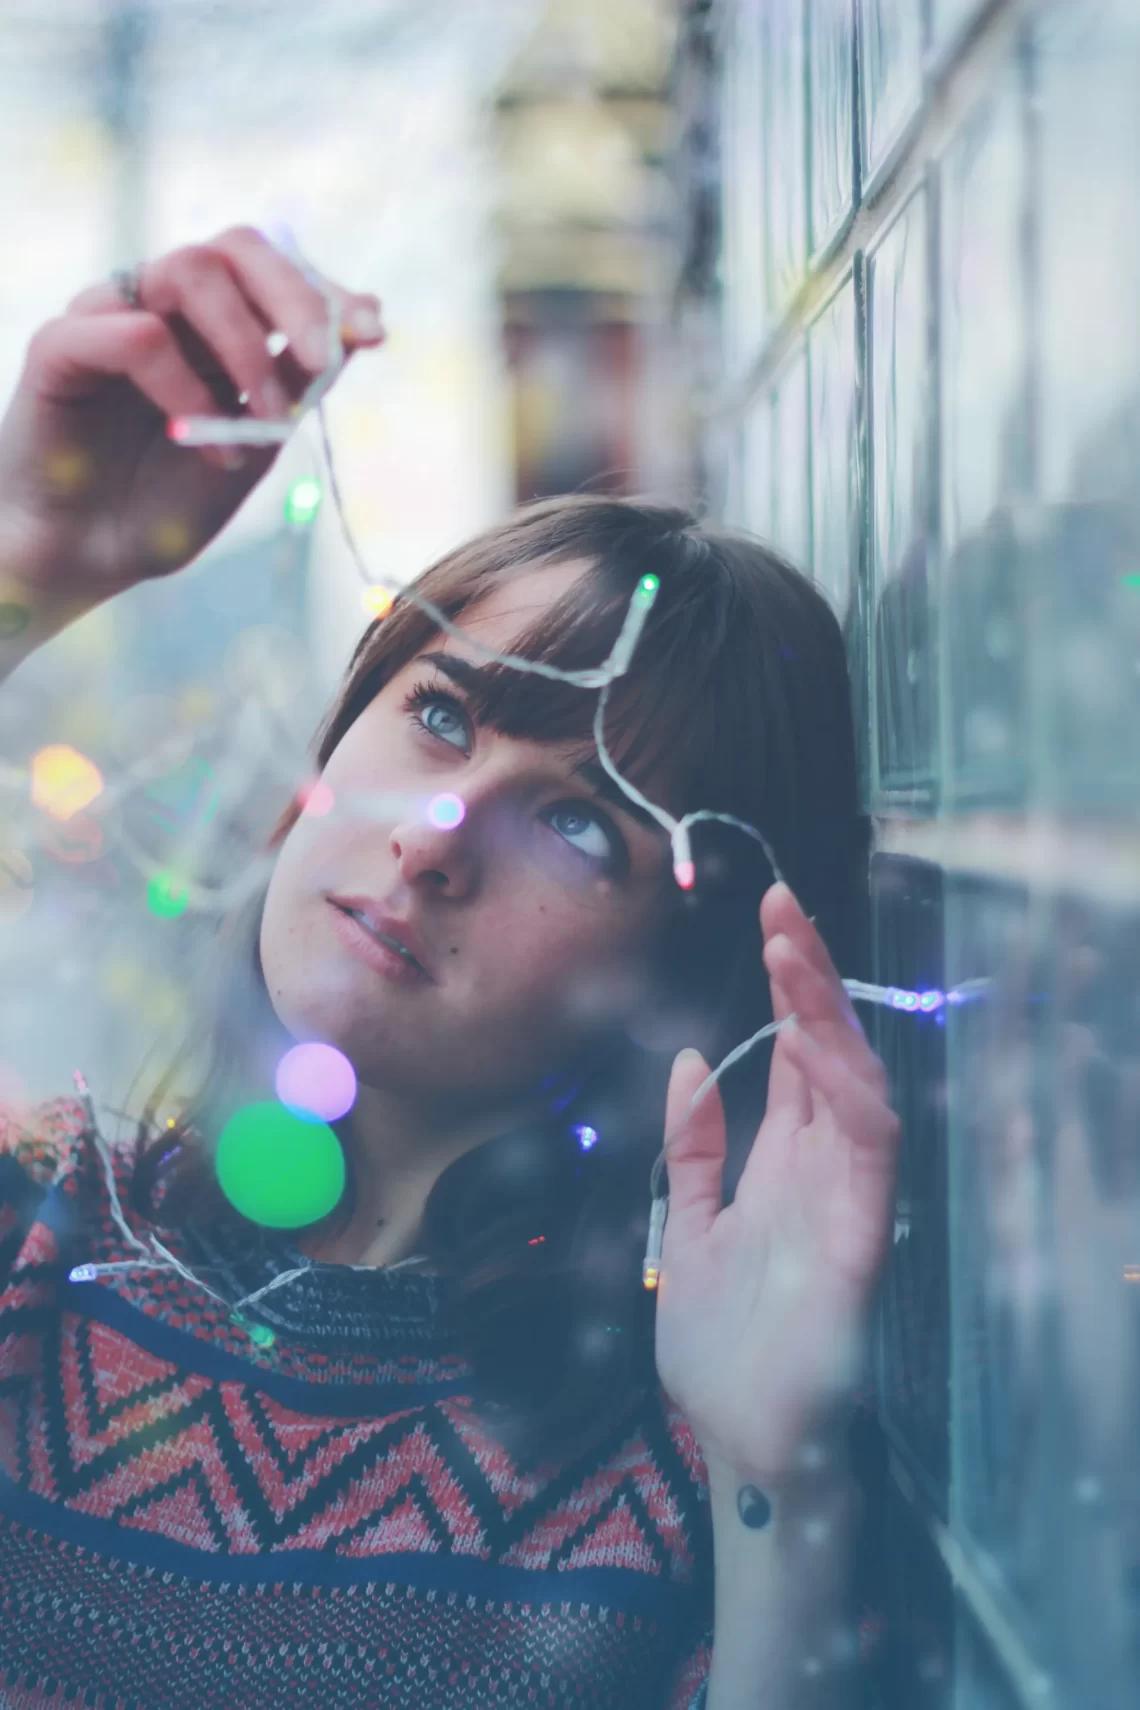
[0,227,383,615]
[653,881,900,1490]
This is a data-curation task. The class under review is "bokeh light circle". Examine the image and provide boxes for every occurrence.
[361,585,394,621]
[427,792,465,830]
[216,1102,345,1228]
[275,1043,357,1122]
[284,476,322,527]
[31,744,103,821]
[298,778,335,816]
[147,872,189,918]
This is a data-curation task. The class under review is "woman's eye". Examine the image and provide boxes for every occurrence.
[545,804,614,864]
[418,696,469,751]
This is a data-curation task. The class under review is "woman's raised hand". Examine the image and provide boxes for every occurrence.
[0,227,383,616]
[653,882,900,1490]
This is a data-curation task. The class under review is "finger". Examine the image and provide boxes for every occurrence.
[130,247,300,420]
[761,880,860,1028]
[764,932,814,1129]
[67,235,384,387]
[213,227,384,369]
[662,1047,726,1245]
[782,1018,900,1159]
[764,933,887,1097]
[764,1020,899,1281]
[27,310,221,420]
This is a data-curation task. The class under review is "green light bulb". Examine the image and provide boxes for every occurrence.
[216,1101,345,1228]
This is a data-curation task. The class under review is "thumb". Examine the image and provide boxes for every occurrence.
[663,1047,726,1246]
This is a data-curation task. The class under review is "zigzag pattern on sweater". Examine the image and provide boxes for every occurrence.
[0,1097,714,1710]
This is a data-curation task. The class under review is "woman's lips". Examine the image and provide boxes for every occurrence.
[326,901,434,987]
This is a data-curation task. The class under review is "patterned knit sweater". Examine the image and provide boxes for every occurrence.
[0,1098,714,1710]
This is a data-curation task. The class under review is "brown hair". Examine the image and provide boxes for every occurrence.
[133,494,870,1454]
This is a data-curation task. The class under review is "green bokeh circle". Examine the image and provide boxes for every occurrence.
[147,872,189,919]
[215,1101,345,1228]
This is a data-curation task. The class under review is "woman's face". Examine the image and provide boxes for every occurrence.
[259,562,673,1107]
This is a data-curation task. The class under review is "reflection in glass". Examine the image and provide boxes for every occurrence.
[808,275,858,623]
[878,1471,955,1707]
[858,0,925,185]
[1048,896,1140,1705]
[949,877,1140,1705]
[741,393,773,539]
[940,66,1027,554]
[721,0,767,378]
[943,513,1029,812]
[1037,0,1140,816]
[930,0,988,56]
[771,346,810,570]
[872,855,950,1507]
[869,192,935,799]
[766,0,807,315]
[947,878,1052,1651]
[808,0,854,254]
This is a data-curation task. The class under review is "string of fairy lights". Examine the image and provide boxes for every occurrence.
[59,242,988,1334]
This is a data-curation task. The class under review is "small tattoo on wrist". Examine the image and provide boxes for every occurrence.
[736,1484,773,1529]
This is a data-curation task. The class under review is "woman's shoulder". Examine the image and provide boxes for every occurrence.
[0,1093,94,1187]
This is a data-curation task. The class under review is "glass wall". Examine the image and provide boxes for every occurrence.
[715,1,1140,1704]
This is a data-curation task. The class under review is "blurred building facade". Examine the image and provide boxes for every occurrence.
[489,0,691,500]
[677,1,1140,1706]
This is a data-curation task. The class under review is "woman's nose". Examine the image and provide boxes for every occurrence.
[388,797,476,897]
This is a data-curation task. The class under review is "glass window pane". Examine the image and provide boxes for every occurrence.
[872,854,950,1507]
[741,393,774,538]
[869,191,935,800]
[808,274,859,624]
[940,69,1027,555]
[940,65,1029,810]
[721,0,767,377]
[931,0,987,55]
[808,0,855,254]
[1046,894,1140,1705]
[771,346,810,569]
[946,876,1053,1655]
[1036,0,1140,816]
[858,0,925,185]
[766,0,808,315]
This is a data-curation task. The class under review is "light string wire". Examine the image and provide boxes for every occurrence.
[66,245,985,1324]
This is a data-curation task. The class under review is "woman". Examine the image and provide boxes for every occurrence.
[0,229,898,1709]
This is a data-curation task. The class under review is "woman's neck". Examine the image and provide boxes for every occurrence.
[296,1080,547,1269]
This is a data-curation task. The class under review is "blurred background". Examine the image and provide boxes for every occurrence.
[2,2,1139,1706]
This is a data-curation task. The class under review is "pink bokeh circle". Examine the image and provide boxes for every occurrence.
[275,1042,357,1122]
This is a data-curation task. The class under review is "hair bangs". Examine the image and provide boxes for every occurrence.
[457,555,733,819]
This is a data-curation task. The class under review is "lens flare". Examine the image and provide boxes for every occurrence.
[275,1042,357,1122]
[427,792,465,830]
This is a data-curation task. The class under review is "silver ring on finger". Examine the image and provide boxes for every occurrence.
[110,265,145,310]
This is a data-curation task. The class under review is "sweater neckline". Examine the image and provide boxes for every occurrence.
[181,1221,452,1356]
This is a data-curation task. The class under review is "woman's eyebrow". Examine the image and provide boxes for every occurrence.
[415,650,488,694]
[415,649,664,835]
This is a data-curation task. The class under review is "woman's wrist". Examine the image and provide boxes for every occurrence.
[700,1413,854,1507]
